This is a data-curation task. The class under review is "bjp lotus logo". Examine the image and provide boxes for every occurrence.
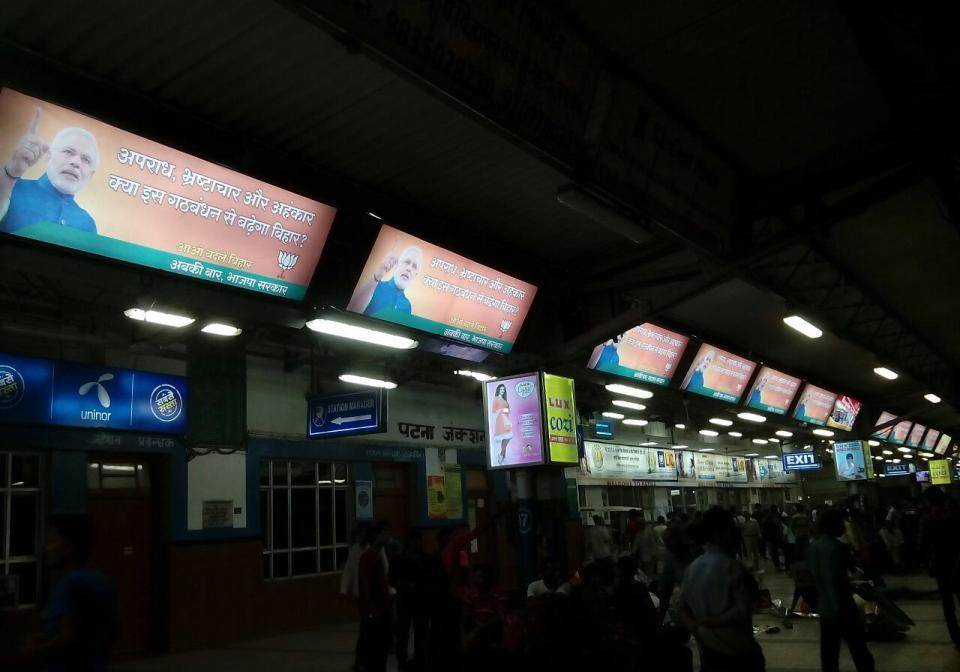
[277,250,299,278]
[498,319,513,339]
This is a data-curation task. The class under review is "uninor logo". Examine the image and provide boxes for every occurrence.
[79,373,114,408]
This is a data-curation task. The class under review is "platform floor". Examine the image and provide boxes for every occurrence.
[115,564,958,672]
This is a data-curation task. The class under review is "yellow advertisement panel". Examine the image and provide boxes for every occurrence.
[543,373,578,464]
[930,459,952,485]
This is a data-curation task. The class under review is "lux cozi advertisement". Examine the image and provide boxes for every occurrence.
[347,224,537,354]
[0,89,336,300]
[793,383,837,426]
[680,343,757,404]
[581,441,678,480]
[483,373,544,468]
[543,373,578,464]
[586,322,688,386]
[744,366,801,415]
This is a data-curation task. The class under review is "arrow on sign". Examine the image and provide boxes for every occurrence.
[331,415,372,425]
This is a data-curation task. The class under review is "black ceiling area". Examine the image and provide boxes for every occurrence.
[2,1,960,443]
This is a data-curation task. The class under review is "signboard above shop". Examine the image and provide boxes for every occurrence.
[307,390,386,439]
[346,224,537,354]
[0,89,337,300]
[0,352,187,433]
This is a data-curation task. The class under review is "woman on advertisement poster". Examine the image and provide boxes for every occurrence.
[491,383,513,465]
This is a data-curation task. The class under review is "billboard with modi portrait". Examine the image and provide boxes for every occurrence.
[347,224,537,354]
[0,88,337,300]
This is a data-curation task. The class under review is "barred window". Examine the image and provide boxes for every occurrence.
[260,460,351,579]
[1,452,43,608]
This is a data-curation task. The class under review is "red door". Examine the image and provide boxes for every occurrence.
[86,460,158,657]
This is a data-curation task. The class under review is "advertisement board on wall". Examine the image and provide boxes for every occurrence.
[0,352,187,433]
[680,343,757,403]
[581,442,678,480]
[744,366,801,415]
[0,89,336,300]
[586,323,689,387]
[347,224,537,354]
[483,373,544,468]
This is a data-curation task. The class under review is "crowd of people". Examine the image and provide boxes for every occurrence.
[344,487,959,672]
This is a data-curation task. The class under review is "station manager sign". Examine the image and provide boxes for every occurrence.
[0,352,187,433]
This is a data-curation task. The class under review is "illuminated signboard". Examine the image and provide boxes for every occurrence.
[872,411,897,439]
[922,428,941,452]
[581,442,678,481]
[586,323,689,387]
[483,373,544,469]
[930,459,952,485]
[0,89,336,300]
[0,352,186,433]
[834,440,872,481]
[679,343,757,404]
[827,395,862,432]
[793,383,838,426]
[935,433,952,456]
[905,423,926,449]
[347,224,536,354]
[543,373,578,464]
[744,366,801,415]
[889,420,913,446]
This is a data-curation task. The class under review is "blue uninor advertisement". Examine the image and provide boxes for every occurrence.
[0,353,187,433]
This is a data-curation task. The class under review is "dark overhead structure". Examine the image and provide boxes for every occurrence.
[2,0,960,432]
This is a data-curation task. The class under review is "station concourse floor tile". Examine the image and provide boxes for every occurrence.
[114,562,959,672]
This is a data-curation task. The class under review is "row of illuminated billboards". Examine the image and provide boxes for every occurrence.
[0,89,538,357]
[871,411,956,455]
[587,322,862,430]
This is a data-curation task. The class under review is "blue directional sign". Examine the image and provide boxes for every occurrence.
[884,462,914,477]
[0,352,187,433]
[593,419,615,440]
[308,390,386,438]
[782,451,821,472]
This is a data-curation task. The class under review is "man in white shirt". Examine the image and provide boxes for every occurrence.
[584,514,614,562]
[527,560,572,598]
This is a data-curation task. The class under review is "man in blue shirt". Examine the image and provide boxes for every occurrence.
[21,514,117,672]
[807,508,875,672]
[1,108,100,234]
[348,245,423,317]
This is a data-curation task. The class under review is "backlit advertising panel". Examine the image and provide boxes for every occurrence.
[889,420,912,446]
[905,423,926,449]
[930,459,952,485]
[483,373,545,469]
[543,373,578,464]
[347,224,537,354]
[679,343,757,404]
[586,323,689,387]
[793,383,838,426]
[834,440,871,481]
[935,433,952,456]
[581,442,677,481]
[744,366,801,415]
[872,411,897,439]
[827,395,862,431]
[0,89,336,300]
[922,428,941,452]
